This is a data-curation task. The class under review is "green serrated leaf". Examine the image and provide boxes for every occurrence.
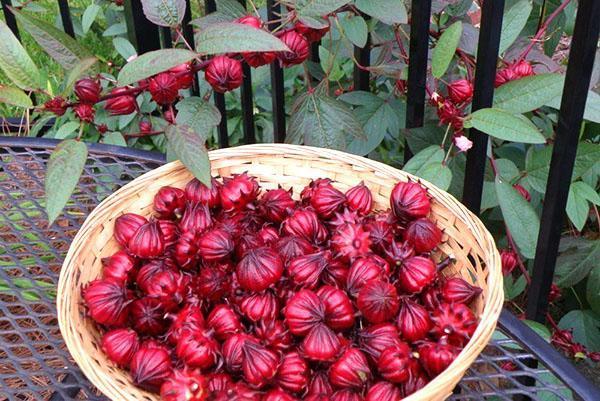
[355,0,407,25]
[12,8,93,70]
[546,90,600,124]
[348,97,404,156]
[558,310,600,352]
[566,181,596,231]
[296,0,351,19]
[61,57,97,96]
[339,14,368,48]
[215,0,246,17]
[103,22,127,37]
[495,176,540,258]
[165,124,211,186]
[55,121,80,139]
[45,140,87,224]
[555,238,600,288]
[0,86,33,108]
[587,266,600,315]
[420,162,453,191]
[467,108,545,144]
[117,49,197,86]
[499,0,532,53]
[404,145,445,175]
[523,320,552,341]
[0,20,41,90]
[493,74,564,113]
[101,132,127,146]
[112,37,137,61]
[196,22,289,55]
[431,21,462,78]
[82,4,101,34]
[175,97,221,132]
[141,0,186,27]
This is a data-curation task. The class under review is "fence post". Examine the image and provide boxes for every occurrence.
[267,0,286,143]
[526,0,600,323]
[123,0,161,54]
[57,0,74,37]
[237,0,256,144]
[353,14,370,92]
[1,0,20,40]
[461,0,505,215]
[404,0,432,162]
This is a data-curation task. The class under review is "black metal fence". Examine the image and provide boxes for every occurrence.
[1,0,600,358]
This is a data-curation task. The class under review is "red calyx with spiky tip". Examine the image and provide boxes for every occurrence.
[174,231,199,270]
[447,79,473,104]
[259,188,295,223]
[222,333,251,372]
[431,303,478,346]
[365,217,394,252]
[301,178,332,204]
[331,223,372,262]
[195,265,230,301]
[74,103,95,123]
[205,55,243,93]
[284,289,325,336]
[277,30,310,66]
[418,338,459,377]
[139,120,153,133]
[158,220,178,247]
[357,280,399,324]
[441,277,482,305]
[104,87,137,115]
[288,251,330,289]
[397,256,437,293]
[130,344,173,391]
[166,304,205,345]
[257,225,279,245]
[128,220,165,258]
[169,62,194,89]
[136,258,176,293]
[74,78,101,103]
[102,250,136,283]
[83,278,131,327]
[44,96,67,116]
[329,348,371,389]
[255,319,292,351]
[277,351,309,393]
[401,370,428,397]
[347,256,385,297]
[114,213,148,247]
[220,173,260,211]
[500,249,519,276]
[377,342,418,383]
[154,186,186,219]
[302,323,341,362]
[179,202,212,235]
[242,340,280,388]
[185,178,221,208]
[176,330,219,370]
[197,228,234,262]
[331,390,363,401]
[294,21,329,43]
[237,247,283,291]
[206,372,232,394]
[149,72,180,105]
[101,328,139,367]
[144,270,188,311]
[328,208,361,230]
[243,50,277,68]
[512,60,534,77]
[345,182,373,216]
[240,290,279,322]
[263,389,297,401]
[404,218,442,253]
[390,181,431,221]
[160,369,207,401]
[366,382,402,401]
[358,323,404,361]
[308,371,333,397]
[397,298,432,342]
[130,297,168,335]
[283,208,328,244]
[207,304,242,340]
[310,183,346,218]
[316,285,355,331]
[276,236,315,263]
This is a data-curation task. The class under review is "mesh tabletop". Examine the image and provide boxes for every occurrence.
[0,142,575,401]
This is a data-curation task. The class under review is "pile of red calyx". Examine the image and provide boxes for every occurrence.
[84,174,482,401]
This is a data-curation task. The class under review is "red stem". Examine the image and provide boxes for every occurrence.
[518,0,572,61]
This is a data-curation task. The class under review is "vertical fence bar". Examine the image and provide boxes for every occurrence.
[238,0,256,144]
[404,0,432,162]
[124,0,161,53]
[526,0,600,323]
[461,0,504,215]
[160,27,173,48]
[182,0,199,95]
[353,40,370,91]
[267,0,286,143]
[204,0,229,148]
[1,0,20,40]
[57,0,74,37]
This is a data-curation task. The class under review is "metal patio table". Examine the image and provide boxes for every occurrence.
[1,136,599,401]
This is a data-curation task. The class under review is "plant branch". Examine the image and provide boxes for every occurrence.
[518,0,571,61]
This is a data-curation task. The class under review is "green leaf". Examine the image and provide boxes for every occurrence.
[175,97,221,132]
[504,274,527,300]
[103,22,127,36]
[61,57,97,96]
[554,238,600,288]
[546,89,600,124]
[537,371,573,401]
[82,4,101,34]
[214,0,246,18]
[0,86,33,108]
[112,37,137,61]
[566,181,599,231]
[296,0,351,18]
[339,14,368,48]
[355,0,407,25]
[495,176,540,258]
[141,0,186,27]
[466,108,545,144]
[55,121,80,139]
[196,22,290,55]
[587,266,600,315]
[101,132,127,146]
[558,310,600,352]
[348,97,404,156]
[319,46,343,81]
[0,20,41,90]
[498,0,532,53]
[404,125,446,154]
[117,49,197,86]
[287,90,365,151]
[45,140,87,224]
[420,162,453,191]
[523,320,552,341]
[431,21,462,78]
[12,8,93,70]
[165,124,211,186]
[493,74,564,113]
[404,145,444,175]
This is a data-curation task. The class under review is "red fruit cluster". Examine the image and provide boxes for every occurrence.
[495,60,535,87]
[86,175,481,400]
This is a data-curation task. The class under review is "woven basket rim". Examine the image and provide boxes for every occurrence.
[58,143,504,401]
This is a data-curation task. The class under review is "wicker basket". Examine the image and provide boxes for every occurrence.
[58,144,503,401]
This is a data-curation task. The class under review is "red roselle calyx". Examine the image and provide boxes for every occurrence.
[288,251,330,289]
[242,340,280,388]
[331,223,372,262]
[240,291,279,322]
[447,79,473,104]
[101,328,139,367]
[295,21,329,43]
[144,270,188,311]
[359,323,403,361]
[207,304,241,340]
[302,323,341,362]
[284,289,325,336]
[160,369,207,401]
[179,202,212,235]
[397,298,432,342]
[500,249,519,275]
[277,351,309,393]
[311,183,346,218]
[377,343,416,383]
[104,87,137,115]
[74,103,95,123]
[357,280,400,324]
[131,344,173,391]
[418,339,459,377]
[197,228,234,262]
[44,96,67,116]
[404,218,442,253]
[176,330,219,370]
[316,285,355,331]
[431,303,478,346]
[174,231,199,269]
[222,333,250,372]
[345,182,373,215]
[329,348,371,389]
[397,256,437,293]
[205,55,243,93]
[308,370,333,396]
[347,257,385,297]
[276,236,314,263]
[263,389,297,401]
[237,247,283,291]
[128,220,165,258]
[255,319,292,351]
[441,277,482,305]
[283,208,328,244]
[259,188,295,223]
[154,186,186,219]
[390,181,431,221]
[169,62,194,89]
[102,250,136,283]
[114,213,147,247]
[130,297,168,335]
[158,219,178,247]
[83,278,131,326]
[185,178,221,208]
[366,382,402,401]
[220,173,260,211]
[166,304,205,345]
[195,265,230,301]
[331,390,362,401]
[136,258,176,293]
[277,30,310,66]
[149,72,180,105]
[74,78,101,103]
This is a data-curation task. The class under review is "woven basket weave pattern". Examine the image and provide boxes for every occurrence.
[58,144,503,401]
